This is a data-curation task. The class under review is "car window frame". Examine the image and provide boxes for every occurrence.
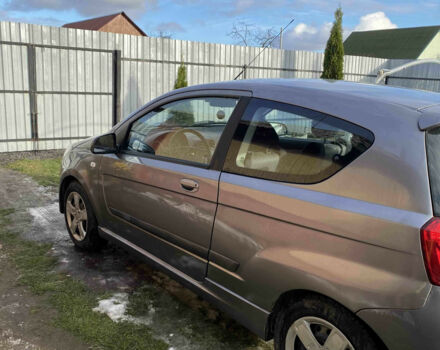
[222,97,375,185]
[116,93,251,171]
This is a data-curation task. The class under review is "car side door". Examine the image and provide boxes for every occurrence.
[99,93,250,281]
[207,97,375,311]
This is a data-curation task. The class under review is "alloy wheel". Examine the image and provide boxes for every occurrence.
[66,191,88,241]
[285,316,355,350]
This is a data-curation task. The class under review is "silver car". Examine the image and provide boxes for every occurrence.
[59,79,440,350]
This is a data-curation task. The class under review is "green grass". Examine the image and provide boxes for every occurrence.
[6,158,62,187]
[0,208,168,350]
[127,283,272,349]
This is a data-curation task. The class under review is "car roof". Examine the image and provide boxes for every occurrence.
[168,79,440,132]
[180,79,440,112]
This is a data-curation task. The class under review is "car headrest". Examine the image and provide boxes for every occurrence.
[250,122,280,150]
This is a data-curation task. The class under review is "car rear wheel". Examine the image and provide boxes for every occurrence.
[274,296,380,350]
[64,181,106,251]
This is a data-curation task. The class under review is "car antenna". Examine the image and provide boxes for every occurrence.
[233,17,295,80]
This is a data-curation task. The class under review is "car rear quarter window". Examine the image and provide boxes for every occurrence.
[426,128,440,216]
[223,98,374,184]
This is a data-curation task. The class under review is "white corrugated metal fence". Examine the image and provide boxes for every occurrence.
[0,21,439,152]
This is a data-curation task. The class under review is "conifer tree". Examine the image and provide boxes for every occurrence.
[174,61,188,89]
[321,7,344,80]
[169,60,192,125]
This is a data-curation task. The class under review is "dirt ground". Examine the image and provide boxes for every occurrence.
[0,166,272,350]
[0,168,91,350]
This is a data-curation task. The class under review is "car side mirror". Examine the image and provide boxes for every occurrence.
[91,133,118,154]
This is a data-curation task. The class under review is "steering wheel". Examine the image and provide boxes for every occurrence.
[167,128,212,163]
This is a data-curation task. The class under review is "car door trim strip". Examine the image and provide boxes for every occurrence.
[209,250,240,272]
[109,207,209,261]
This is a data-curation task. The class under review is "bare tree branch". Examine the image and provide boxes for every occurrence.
[228,21,277,47]
[255,27,277,47]
[228,21,252,46]
[151,30,173,39]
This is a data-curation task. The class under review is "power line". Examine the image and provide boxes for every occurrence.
[233,17,295,80]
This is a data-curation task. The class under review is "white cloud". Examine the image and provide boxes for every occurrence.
[281,11,398,51]
[354,11,397,31]
[0,9,64,25]
[283,22,333,51]
[3,0,156,18]
[293,23,318,36]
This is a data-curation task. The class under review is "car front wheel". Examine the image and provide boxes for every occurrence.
[64,181,106,251]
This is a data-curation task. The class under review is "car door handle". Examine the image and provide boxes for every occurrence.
[180,178,199,192]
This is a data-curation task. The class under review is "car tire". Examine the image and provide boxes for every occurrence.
[64,181,106,251]
[274,295,380,350]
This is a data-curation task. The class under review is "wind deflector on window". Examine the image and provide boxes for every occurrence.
[419,105,440,131]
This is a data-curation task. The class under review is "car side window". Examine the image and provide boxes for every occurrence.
[223,98,374,184]
[124,97,239,165]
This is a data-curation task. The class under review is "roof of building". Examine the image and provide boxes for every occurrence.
[62,12,147,36]
[343,26,440,59]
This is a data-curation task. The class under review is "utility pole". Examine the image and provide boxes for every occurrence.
[280,27,283,49]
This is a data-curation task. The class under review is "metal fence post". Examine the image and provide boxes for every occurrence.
[112,50,121,126]
[27,45,38,150]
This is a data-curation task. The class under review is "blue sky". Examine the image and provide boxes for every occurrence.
[0,0,439,50]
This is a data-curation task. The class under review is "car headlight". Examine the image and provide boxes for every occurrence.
[62,145,72,170]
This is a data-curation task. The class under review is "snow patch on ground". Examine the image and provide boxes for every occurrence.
[28,203,66,242]
[93,293,129,322]
[93,293,154,326]
[93,293,184,350]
